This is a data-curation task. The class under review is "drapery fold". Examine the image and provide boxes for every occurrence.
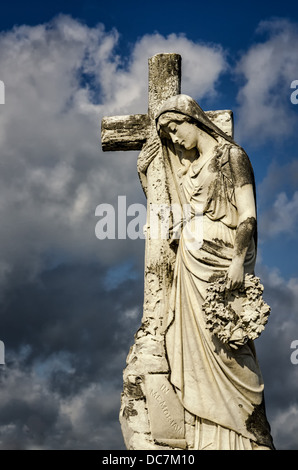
[164,144,273,449]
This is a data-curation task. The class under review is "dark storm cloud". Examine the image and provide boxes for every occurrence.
[0,260,143,449]
[0,364,125,449]
[254,264,298,449]
[3,261,143,366]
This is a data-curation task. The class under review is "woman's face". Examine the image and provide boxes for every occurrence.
[163,121,199,150]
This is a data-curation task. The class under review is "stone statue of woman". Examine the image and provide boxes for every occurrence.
[154,94,274,450]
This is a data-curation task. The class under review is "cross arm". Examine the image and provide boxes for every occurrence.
[101,114,151,152]
[101,109,233,153]
[205,110,234,139]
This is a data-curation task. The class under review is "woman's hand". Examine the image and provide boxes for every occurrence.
[226,258,244,291]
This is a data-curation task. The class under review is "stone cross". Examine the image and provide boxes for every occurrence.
[101,54,232,151]
[101,53,234,450]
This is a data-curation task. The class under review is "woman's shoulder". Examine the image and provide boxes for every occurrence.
[228,144,248,159]
[227,144,254,187]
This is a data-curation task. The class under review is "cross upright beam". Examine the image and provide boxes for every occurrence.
[101,54,182,153]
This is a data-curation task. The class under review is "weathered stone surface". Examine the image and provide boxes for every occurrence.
[148,53,181,118]
[205,109,233,138]
[101,114,150,151]
[122,399,151,434]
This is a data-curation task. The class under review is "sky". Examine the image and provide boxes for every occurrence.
[0,0,297,450]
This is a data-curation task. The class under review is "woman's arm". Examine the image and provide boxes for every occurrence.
[226,147,257,290]
[226,184,256,290]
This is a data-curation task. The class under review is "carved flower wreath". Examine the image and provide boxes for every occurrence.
[202,274,271,349]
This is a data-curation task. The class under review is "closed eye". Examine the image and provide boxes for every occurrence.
[168,123,177,134]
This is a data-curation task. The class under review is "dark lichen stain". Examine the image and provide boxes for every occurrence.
[201,240,231,260]
[122,401,138,419]
[207,148,222,173]
[213,237,233,249]
[124,378,144,400]
[206,178,225,210]
[207,145,255,209]
[208,271,225,283]
[245,401,275,449]
[165,261,175,284]
[229,147,254,188]
[234,217,256,257]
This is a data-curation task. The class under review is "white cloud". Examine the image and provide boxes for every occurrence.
[235,18,298,143]
[130,33,227,104]
[259,191,298,238]
[94,32,228,115]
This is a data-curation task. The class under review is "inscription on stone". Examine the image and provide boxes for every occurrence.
[144,374,187,449]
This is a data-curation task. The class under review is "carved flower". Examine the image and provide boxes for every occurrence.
[202,274,271,349]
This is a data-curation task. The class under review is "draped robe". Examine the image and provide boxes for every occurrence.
[164,141,274,450]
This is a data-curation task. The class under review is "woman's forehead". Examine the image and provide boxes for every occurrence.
[158,112,186,125]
